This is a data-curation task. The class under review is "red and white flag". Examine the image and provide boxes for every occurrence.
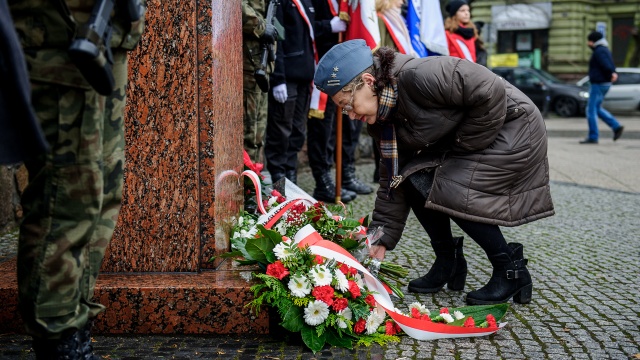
[340,0,381,49]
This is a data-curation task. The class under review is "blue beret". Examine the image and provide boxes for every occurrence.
[314,40,373,97]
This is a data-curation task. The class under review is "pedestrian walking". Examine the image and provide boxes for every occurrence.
[314,40,555,305]
[444,0,477,63]
[9,1,145,358]
[580,31,624,144]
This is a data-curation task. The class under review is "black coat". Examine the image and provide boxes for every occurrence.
[270,0,316,86]
[311,0,338,58]
[0,0,47,164]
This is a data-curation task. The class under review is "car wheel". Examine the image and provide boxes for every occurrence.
[554,97,578,117]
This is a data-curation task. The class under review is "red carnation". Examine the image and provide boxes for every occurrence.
[348,280,361,299]
[314,255,324,265]
[421,314,431,321]
[411,308,421,319]
[365,294,376,308]
[271,189,281,197]
[385,321,397,335]
[331,298,348,312]
[312,285,335,305]
[277,195,286,203]
[394,322,402,333]
[463,317,475,328]
[440,307,449,314]
[348,267,357,276]
[354,319,366,334]
[265,261,289,280]
[486,314,497,328]
[338,263,350,275]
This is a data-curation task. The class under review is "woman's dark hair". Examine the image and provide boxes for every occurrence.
[372,47,397,93]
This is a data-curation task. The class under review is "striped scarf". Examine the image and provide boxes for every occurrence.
[377,83,401,196]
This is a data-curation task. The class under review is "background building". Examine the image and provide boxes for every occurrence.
[470,0,640,81]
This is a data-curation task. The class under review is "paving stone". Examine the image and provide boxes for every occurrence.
[2,160,640,359]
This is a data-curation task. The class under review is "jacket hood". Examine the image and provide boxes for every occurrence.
[591,38,609,49]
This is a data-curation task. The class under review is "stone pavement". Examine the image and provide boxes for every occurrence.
[1,116,640,359]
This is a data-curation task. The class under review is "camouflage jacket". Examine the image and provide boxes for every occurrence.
[242,0,273,76]
[9,0,145,88]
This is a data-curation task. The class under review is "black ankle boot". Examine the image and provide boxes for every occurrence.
[466,242,532,305]
[78,320,100,360]
[342,164,373,194]
[32,331,83,360]
[313,172,356,203]
[408,236,467,293]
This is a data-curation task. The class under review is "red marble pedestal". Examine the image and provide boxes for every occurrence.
[0,0,268,334]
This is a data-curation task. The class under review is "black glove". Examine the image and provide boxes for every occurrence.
[261,23,277,43]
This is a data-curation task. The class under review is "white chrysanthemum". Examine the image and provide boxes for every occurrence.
[273,242,294,260]
[288,274,312,297]
[240,229,249,238]
[247,218,255,225]
[232,232,240,239]
[334,269,349,292]
[310,265,333,286]
[268,196,278,207]
[336,307,353,329]
[304,300,330,326]
[409,302,430,315]
[273,221,288,236]
[354,273,365,289]
[453,310,464,320]
[365,310,385,335]
[238,216,244,226]
[441,313,454,323]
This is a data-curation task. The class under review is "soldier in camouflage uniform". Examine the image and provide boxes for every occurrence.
[9,0,144,358]
[242,0,275,163]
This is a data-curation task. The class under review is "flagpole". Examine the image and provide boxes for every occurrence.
[335,32,344,203]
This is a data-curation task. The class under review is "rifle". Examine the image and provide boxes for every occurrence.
[68,0,144,96]
[254,0,280,93]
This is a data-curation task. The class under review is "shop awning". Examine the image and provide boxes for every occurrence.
[491,3,552,31]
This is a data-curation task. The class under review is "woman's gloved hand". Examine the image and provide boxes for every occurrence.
[272,84,288,103]
[330,16,347,33]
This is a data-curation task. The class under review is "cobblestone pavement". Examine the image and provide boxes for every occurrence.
[2,128,640,359]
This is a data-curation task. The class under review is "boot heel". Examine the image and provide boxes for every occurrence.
[447,271,466,291]
[513,284,533,304]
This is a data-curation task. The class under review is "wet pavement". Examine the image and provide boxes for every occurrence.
[1,116,639,359]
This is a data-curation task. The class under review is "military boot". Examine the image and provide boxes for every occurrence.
[78,320,100,360]
[342,163,373,194]
[32,331,83,360]
[313,172,356,203]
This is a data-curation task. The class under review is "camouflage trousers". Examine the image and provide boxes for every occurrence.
[243,73,268,163]
[18,51,128,339]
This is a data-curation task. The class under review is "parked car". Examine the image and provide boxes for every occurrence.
[576,67,640,113]
[491,67,589,117]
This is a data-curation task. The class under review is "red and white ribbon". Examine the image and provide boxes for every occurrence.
[293,224,505,340]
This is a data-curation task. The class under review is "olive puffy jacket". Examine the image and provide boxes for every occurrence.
[368,54,554,250]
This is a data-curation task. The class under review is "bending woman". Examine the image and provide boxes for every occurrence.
[313,40,554,305]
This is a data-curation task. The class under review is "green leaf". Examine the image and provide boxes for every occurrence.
[245,237,274,264]
[362,214,371,227]
[218,250,243,259]
[280,305,304,332]
[340,238,360,250]
[447,303,510,326]
[258,225,284,246]
[235,259,257,265]
[340,219,361,229]
[325,329,353,349]
[301,325,326,353]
